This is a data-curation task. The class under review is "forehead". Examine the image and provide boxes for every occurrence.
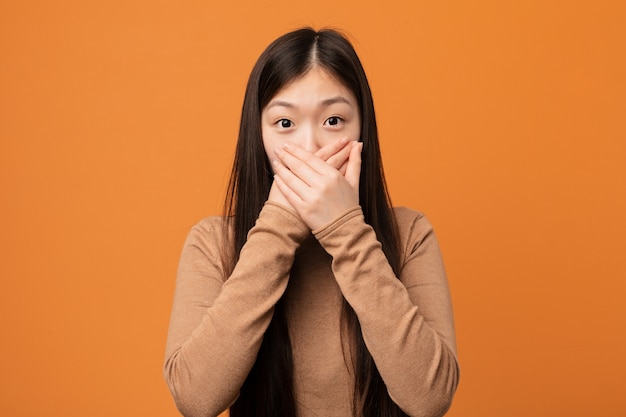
[270,66,357,105]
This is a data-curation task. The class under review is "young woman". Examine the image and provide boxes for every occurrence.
[164,28,459,417]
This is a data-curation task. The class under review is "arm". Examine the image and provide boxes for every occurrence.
[273,140,458,415]
[314,207,459,417]
[163,203,308,417]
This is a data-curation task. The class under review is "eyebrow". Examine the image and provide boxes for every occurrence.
[266,96,353,110]
[321,96,352,107]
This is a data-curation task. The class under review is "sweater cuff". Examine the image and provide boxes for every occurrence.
[313,205,363,239]
[262,201,309,238]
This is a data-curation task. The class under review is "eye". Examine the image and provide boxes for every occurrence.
[325,116,343,126]
[277,119,293,128]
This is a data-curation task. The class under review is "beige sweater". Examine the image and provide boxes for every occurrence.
[164,203,459,417]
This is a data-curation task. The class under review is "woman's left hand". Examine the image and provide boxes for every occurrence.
[272,140,363,230]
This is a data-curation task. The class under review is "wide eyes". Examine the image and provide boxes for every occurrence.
[278,119,293,128]
[275,117,344,129]
[325,116,341,126]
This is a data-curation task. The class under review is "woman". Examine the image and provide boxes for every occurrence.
[164,28,459,417]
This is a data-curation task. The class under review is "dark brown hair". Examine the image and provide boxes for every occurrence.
[225,27,406,417]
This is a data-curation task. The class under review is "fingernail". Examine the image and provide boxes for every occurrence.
[281,141,290,149]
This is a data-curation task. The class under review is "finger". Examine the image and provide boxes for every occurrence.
[267,180,296,212]
[277,142,336,178]
[338,159,348,176]
[272,156,312,200]
[345,141,363,189]
[273,174,305,209]
[314,137,351,161]
[325,142,352,170]
[274,146,319,187]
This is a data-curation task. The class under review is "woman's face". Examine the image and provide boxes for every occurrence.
[261,66,361,164]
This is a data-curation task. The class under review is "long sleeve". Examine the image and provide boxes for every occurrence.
[314,206,459,417]
[163,203,309,417]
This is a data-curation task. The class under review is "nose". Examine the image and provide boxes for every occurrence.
[301,126,321,153]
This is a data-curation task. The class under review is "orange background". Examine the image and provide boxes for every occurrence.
[1,1,625,416]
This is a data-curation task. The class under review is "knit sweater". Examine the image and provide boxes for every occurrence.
[164,202,459,417]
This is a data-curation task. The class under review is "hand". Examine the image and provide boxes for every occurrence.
[272,140,363,230]
[315,137,354,175]
[267,181,294,211]
[267,137,353,215]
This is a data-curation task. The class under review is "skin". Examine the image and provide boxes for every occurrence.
[262,66,364,230]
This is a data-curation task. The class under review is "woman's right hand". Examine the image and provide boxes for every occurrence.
[271,137,361,231]
[267,137,354,212]
[315,137,354,175]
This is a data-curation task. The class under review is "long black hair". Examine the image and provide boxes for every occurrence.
[225,28,406,417]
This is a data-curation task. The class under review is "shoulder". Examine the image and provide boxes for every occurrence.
[179,216,232,274]
[189,215,230,237]
[392,206,438,259]
[392,206,426,225]
[392,206,432,235]
[182,215,229,245]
